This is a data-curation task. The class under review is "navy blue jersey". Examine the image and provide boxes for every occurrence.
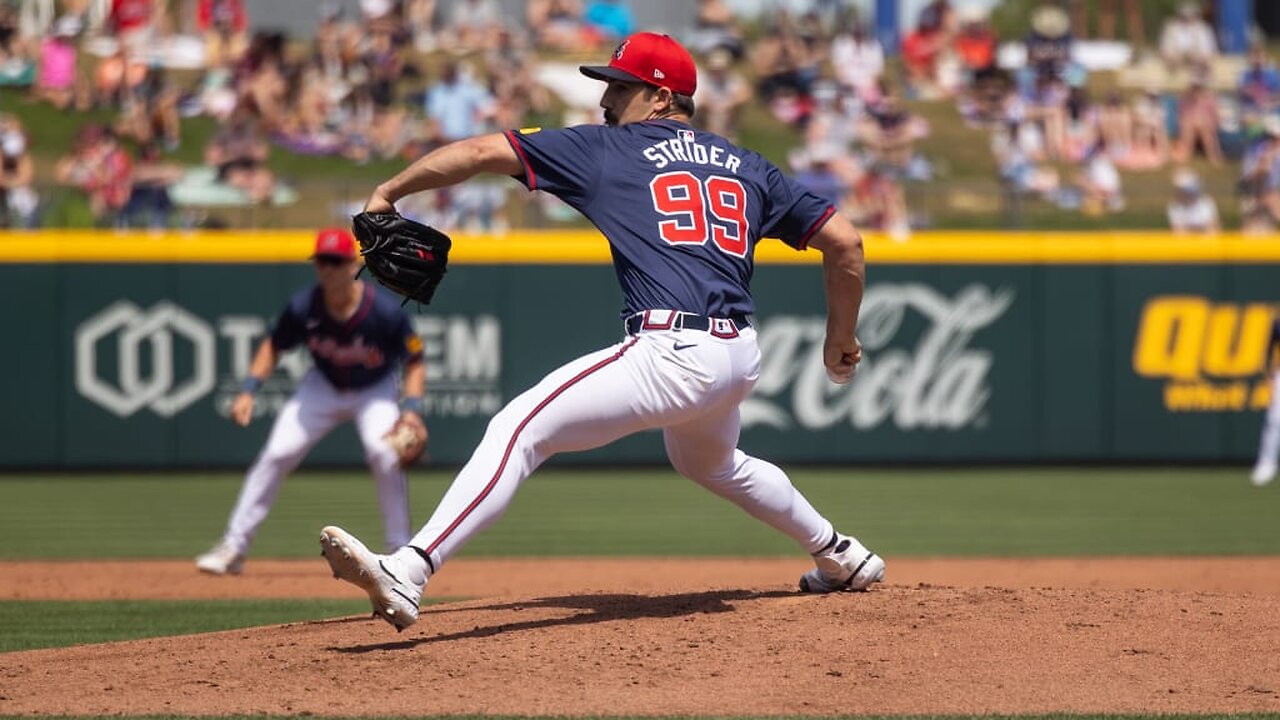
[505,119,835,317]
[270,284,423,390]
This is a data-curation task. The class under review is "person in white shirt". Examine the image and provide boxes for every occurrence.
[830,24,884,103]
[1160,1,1217,74]
[1166,168,1219,234]
[449,0,502,50]
[1077,141,1123,213]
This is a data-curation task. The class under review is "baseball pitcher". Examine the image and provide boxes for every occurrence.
[319,32,883,630]
[196,228,426,575]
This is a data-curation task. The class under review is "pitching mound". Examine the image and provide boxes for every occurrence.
[2,558,1280,716]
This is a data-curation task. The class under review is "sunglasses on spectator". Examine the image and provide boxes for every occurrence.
[314,255,352,267]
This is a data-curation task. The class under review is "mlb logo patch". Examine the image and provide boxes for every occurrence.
[678,129,695,143]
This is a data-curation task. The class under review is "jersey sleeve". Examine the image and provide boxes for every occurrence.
[269,302,304,352]
[759,163,838,250]
[394,310,424,365]
[503,125,605,205]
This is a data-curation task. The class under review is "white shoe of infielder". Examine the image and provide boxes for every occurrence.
[799,534,885,593]
[1251,463,1276,487]
[320,525,427,632]
[195,539,245,576]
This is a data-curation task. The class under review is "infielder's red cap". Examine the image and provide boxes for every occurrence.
[312,227,357,259]
[580,32,697,96]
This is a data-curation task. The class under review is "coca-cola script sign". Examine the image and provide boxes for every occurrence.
[743,283,1015,431]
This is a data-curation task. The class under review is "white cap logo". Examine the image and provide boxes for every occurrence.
[653,68,665,80]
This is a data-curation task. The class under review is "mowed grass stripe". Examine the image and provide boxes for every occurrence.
[0,599,378,652]
[0,468,1277,559]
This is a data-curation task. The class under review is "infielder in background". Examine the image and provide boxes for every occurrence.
[1251,309,1280,487]
[196,228,427,575]
[319,32,883,630]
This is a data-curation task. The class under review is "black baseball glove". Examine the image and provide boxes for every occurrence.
[351,211,452,306]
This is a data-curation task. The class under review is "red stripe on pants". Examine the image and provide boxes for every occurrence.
[423,337,640,555]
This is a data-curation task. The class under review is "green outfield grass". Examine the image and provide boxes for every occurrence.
[0,599,375,652]
[2,466,1275,656]
[0,467,1276,560]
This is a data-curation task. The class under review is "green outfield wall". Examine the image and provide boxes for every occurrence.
[2,230,1277,467]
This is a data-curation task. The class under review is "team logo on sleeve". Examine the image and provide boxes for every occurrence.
[518,127,542,135]
[406,335,424,354]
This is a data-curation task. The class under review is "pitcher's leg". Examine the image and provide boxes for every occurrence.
[409,338,655,568]
[663,403,834,554]
[224,389,338,551]
[354,386,412,550]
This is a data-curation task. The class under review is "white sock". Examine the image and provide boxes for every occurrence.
[391,546,431,581]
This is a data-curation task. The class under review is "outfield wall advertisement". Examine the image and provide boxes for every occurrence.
[1,231,1277,467]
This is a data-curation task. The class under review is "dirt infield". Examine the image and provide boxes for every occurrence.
[2,557,1280,716]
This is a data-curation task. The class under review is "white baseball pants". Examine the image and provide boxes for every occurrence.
[221,370,412,554]
[409,318,838,572]
[1254,371,1280,472]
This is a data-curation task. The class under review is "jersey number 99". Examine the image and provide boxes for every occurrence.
[649,171,750,258]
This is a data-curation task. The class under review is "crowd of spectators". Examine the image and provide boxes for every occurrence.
[0,0,581,230]
[0,0,1275,236]
[948,0,1249,230]
[718,0,1269,236]
[713,6,932,238]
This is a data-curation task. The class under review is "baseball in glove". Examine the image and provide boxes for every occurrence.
[352,212,452,305]
[384,412,428,468]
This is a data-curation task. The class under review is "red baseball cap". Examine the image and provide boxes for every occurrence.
[312,227,357,260]
[580,32,697,96]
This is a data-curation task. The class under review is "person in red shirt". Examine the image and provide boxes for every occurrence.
[902,17,946,94]
[109,0,153,53]
[955,9,997,75]
[90,130,134,227]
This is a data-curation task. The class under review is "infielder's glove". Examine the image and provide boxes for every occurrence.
[351,212,452,305]
[384,412,428,468]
